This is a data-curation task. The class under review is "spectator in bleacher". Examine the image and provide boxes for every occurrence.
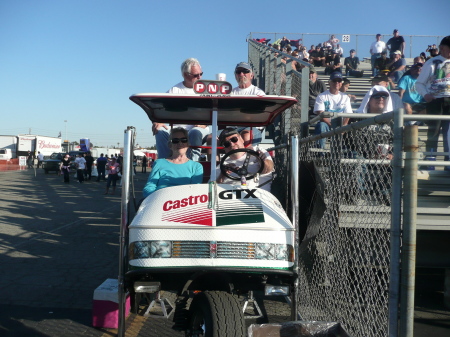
[356,85,393,114]
[344,49,363,77]
[313,72,353,148]
[328,35,340,49]
[324,46,334,67]
[386,29,406,58]
[308,67,327,115]
[374,51,390,75]
[369,34,387,76]
[298,46,309,60]
[416,35,450,166]
[340,78,357,103]
[370,74,403,110]
[397,63,427,119]
[325,50,342,75]
[386,50,406,83]
[308,45,316,54]
[426,44,439,60]
[280,36,290,50]
[334,44,344,58]
[153,58,209,161]
[310,45,326,67]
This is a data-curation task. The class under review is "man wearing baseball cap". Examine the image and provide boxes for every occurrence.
[416,36,450,167]
[398,63,426,117]
[386,29,405,58]
[344,49,362,77]
[231,62,265,96]
[214,127,274,191]
[314,71,353,148]
[386,50,406,83]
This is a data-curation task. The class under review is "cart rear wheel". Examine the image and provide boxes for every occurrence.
[186,291,245,337]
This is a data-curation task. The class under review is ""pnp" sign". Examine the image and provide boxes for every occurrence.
[193,80,232,95]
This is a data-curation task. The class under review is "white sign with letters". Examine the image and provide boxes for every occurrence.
[342,35,350,43]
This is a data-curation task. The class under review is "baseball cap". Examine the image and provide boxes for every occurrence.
[219,128,240,144]
[411,62,423,68]
[329,72,343,81]
[393,50,402,55]
[350,49,356,53]
[309,66,317,73]
[235,62,252,72]
[376,33,381,37]
[393,29,399,33]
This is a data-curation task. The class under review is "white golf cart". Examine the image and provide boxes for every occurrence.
[117,82,300,337]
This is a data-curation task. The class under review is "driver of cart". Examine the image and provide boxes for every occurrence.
[152,58,209,161]
[143,127,204,198]
[214,128,275,191]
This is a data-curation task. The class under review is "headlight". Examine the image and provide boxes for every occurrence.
[150,241,171,258]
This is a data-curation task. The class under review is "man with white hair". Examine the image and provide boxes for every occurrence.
[152,58,209,161]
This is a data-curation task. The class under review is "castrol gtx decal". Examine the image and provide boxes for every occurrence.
[160,189,264,226]
[161,194,212,226]
[216,189,264,226]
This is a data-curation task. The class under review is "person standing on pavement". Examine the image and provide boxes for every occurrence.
[60,154,71,183]
[105,157,121,195]
[74,153,86,183]
[96,153,107,181]
[84,152,94,181]
[141,155,148,173]
[37,151,44,168]
[27,151,34,169]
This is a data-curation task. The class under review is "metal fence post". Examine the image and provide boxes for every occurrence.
[399,125,419,337]
[388,108,404,337]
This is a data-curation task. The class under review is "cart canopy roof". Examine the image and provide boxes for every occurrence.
[129,94,297,127]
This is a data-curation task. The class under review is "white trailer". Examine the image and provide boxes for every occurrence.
[0,135,18,158]
[35,136,62,157]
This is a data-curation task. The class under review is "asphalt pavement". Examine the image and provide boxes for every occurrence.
[0,168,449,336]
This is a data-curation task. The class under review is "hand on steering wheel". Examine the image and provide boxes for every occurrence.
[219,148,264,180]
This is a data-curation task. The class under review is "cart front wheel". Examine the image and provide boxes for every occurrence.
[186,291,245,337]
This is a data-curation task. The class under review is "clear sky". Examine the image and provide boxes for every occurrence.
[0,0,448,148]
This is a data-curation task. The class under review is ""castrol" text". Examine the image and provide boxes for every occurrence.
[163,194,208,211]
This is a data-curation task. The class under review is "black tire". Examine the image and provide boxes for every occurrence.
[186,291,245,337]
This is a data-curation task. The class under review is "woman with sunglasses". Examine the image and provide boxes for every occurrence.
[143,127,203,198]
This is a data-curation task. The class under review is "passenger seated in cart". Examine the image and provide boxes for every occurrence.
[142,127,203,198]
[215,128,275,191]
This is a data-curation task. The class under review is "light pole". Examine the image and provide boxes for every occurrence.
[64,120,68,151]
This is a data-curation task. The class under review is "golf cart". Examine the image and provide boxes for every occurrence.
[117,80,300,336]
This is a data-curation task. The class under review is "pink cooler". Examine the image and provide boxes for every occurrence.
[92,278,130,329]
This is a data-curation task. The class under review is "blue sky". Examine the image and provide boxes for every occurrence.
[0,0,448,148]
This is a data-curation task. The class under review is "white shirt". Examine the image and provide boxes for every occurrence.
[370,41,386,54]
[314,90,353,114]
[231,85,265,96]
[75,157,86,170]
[37,153,44,161]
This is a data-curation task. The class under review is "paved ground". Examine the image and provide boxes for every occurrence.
[0,168,449,336]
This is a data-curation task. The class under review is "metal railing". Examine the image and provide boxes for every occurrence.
[248,32,446,59]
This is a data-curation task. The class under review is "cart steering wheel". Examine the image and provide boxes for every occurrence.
[219,148,264,181]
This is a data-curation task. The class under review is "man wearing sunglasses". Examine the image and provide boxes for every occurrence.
[152,58,209,161]
[231,62,265,147]
[214,128,274,191]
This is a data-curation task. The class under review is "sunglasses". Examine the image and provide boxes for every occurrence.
[171,138,188,144]
[235,69,251,74]
[371,95,388,100]
[222,136,239,148]
[188,72,203,78]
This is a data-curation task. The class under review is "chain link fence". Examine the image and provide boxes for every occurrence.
[249,39,401,337]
